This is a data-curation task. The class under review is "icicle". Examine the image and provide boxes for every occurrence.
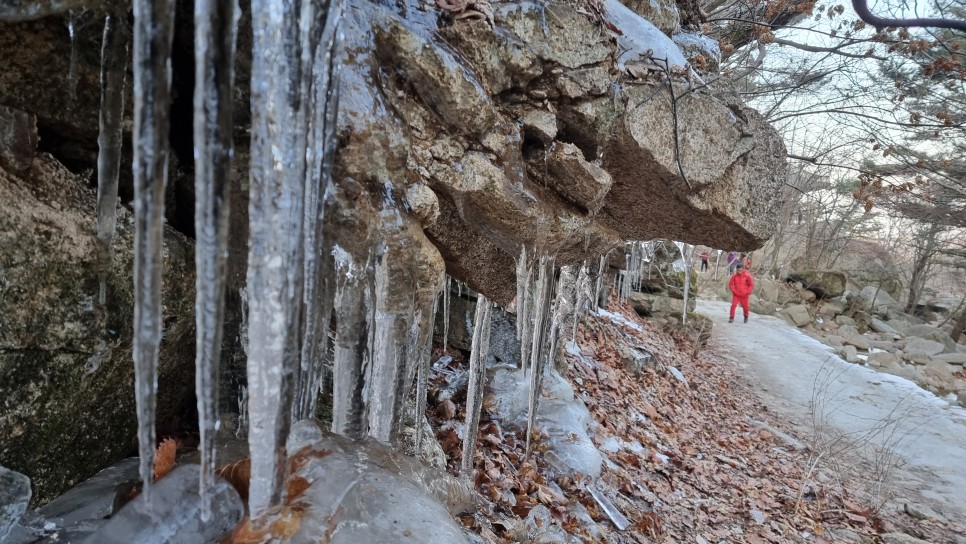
[571,262,590,342]
[193,0,239,521]
[592,253,607,311]
[95,13,129,306]
[367,236,418,444]
[331,247,373,439]
[235,385,248,439]
[130,0,176,506]
[461,296,492,475]
[443,275,451,352]
[514,246,530,343]
[414,286,441,450]
[294,0,343,423]
[518,253,537,371]
[673,241,692,325]
[245,0,323,513]
[525,256,555,456]
[67,10,80,102]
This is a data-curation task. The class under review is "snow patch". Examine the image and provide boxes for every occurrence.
[602,0,688,71]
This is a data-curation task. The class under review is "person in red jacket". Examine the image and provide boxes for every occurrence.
[728,262,754,323]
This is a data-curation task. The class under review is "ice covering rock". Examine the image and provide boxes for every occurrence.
[603,0,688,71]
[0,465,31,542]
[80,465,243,544]
[672,31,721,72]
[240,420,478,543]
[488,367,602,478]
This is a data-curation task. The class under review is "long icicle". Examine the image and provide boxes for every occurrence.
[246,0,318,514]
[95,12,129,305]
[331,247,373,438]
[525,256,555,456]
[130,0,176,505]
[442,276,451,352]
[193,0,238,521]
[461,295,491,474]
[414,292,440,452]
[294,0,343,422]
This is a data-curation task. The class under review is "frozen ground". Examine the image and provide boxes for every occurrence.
[699,299,966,525]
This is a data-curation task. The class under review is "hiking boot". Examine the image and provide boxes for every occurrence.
[728,318,734,323]
[743,316,748,323]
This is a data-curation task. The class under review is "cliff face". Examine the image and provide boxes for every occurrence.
[0,0,786,305]
[0,0,787,501]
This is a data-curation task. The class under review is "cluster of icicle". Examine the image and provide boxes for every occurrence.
[1,0,353,521]
[615,240,654,303]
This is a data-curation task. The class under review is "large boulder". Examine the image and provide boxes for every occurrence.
[628,291,696,316]
[789,270,846,299]
[783,304,812,327]
[855,286,900,314]
[0,155,196,504]
[904,337,946,357]
[900,324,957,353]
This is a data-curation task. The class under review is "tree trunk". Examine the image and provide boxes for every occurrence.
[952,307,966,343]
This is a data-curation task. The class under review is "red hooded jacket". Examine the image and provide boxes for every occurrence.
[729,270,754,297]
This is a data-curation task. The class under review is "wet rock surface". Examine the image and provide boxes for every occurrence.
[0,154,196,504]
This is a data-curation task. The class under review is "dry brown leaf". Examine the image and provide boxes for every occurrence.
[153,437,177,481]
[216,458,251,502]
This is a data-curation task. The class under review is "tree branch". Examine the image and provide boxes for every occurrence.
[852,0,966,32]
[771,37,887,60]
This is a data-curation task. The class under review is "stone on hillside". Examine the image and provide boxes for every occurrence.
[840,345,858,363]
[819,300,845,316]
[903,502,947,523]
[80,465,243,544]
[521,109,558,145]
[895,365,926,385]
[783,304,812,327]
[619,0,681,34]
[958,391,966,408]
[756,278,779,301]
[868,340,896,350]
[0,465,30,541]
[826,335,845,347]
[904,337,945,357]
[856,286,899,313]
[837,324,859,337]
[627,291,695,316]
[868,352,899,368]
[556,66,611,98]
[844,334,870,351]
[0,156,196,503]
[836,315,856,327]
[792,270,847,298]
[881,532,935,544]
[0,105,37,177]
[800,289,817,303]
[870,318,898,335]
[887,318,911,331]
[749,294,774,316]
[406,183,440,227]
[904,351,934,365]
[901,324,956,353]
[922,361,957,393]
[934,352,966,366]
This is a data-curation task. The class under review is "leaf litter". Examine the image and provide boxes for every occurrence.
[426,295,964,543]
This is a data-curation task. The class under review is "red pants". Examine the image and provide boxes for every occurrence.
[730,295,749,318]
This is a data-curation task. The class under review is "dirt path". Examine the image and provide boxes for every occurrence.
[698,299,966,525]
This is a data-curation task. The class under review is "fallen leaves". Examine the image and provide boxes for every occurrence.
[216,458,251,502]
[153,437,178,481]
